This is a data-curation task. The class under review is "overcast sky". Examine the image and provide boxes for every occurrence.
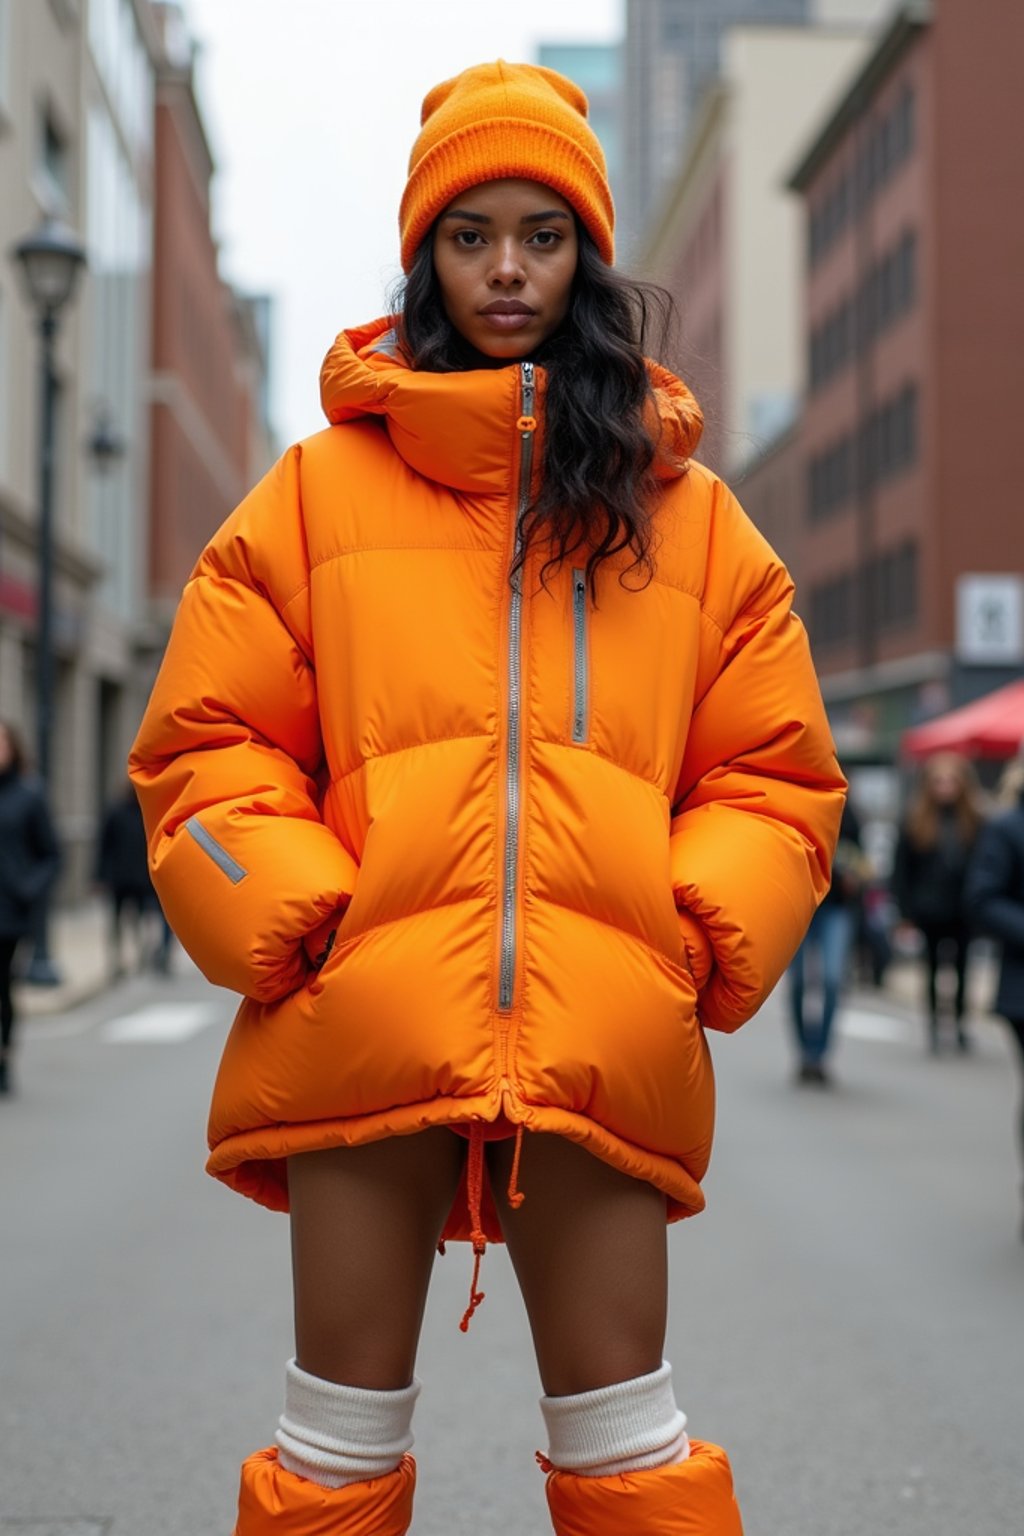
[183,0,624,448]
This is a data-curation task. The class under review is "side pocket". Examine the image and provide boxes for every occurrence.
[571,567,589,745]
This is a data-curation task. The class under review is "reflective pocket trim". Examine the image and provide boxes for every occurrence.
[185,816,247,884]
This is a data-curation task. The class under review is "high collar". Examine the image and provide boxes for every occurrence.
[319,316,703,496]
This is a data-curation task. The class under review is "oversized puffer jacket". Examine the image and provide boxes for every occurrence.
[129,317,845,1242]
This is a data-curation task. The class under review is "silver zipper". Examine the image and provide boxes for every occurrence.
[571,568,589,744]
[498,361,535,1013]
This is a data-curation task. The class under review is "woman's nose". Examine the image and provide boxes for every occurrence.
[488,240,525,286]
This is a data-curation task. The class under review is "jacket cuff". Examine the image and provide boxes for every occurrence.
[302,907,347,970]
[677,908,714,990]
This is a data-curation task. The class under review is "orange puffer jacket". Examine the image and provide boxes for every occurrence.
[130,317,844,1240]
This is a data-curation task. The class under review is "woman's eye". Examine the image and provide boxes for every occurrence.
[454,230,484,248]
[530,229,561,248]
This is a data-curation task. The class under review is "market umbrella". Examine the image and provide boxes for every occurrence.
[900,678,1024,760]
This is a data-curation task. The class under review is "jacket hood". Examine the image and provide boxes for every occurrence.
[319,316,703,494]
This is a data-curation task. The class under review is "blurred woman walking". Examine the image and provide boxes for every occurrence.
[892,753,984,1052]
[0,720,60,1096]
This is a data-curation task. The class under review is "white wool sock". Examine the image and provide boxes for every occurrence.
[275,1359,419,1489]
[541,1360,690,1477]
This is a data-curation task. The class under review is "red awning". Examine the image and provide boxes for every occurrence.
[900,679,1024,760]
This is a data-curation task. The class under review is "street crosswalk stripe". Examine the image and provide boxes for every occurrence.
[839,1007,915,1044]
[100,1002,222,1043]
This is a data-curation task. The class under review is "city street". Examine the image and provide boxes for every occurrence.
[1,957,1022,1536]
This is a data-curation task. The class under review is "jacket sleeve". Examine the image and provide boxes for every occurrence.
[128,445,358,1002]
[964,818,1024,947]
[669,479,846,1032]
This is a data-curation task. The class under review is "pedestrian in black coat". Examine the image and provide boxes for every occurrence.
[0,719,60,1095]
[892,752,984,1052]
[964,758,1024,1234]
[95,783,171,976]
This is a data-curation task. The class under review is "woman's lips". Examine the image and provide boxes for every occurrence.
[478,311,535,331]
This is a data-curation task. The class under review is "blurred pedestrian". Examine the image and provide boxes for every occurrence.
[788,798,865,1084]
[129,60,844,1536]
[964,751,1024,1237]
[95,782,172,978]
[0,719,60,1096]
[892,752,983,1053]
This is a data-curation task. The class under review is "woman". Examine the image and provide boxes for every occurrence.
[965,752,1024,1237]
[0,719,60,1096]
[130,62,844,1536]
[892,752,984,1052]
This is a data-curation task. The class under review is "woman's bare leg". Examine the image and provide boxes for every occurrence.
[287,1128,465,1389]
[486,1132,668,1396]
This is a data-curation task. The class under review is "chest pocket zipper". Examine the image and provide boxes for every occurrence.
[572,568,589,745]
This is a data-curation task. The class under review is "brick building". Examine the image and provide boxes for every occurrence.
[147,1,274,632]
[785,0,1024,761]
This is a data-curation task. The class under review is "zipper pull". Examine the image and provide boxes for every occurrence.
[518,361,536,434]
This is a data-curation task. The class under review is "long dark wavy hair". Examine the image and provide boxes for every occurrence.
[391,224,680,595]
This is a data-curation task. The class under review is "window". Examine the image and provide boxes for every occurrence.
[894,84,915,161]
[809,164,854,269]
[809,574,856,649]
[37,102,71,212]
[870,541,918,631]
[857,383,919,493]
[897,229,917,311]
[810,230,918,392]
[808,435,854,522]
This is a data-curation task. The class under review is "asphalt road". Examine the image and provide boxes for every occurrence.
[1,957,1021,1535]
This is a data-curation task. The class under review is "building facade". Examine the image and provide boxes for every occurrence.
[789,0,1024,761]
[639,23,872,477]
[0,0,159,893]
[619,0,815,258]
[0,0,273,902]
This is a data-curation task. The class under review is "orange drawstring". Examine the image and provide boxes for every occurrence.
[507,1123,526,1209]
[458,1123,528,1332]
[535,1451,554,1474]
[459,1124,487,1332]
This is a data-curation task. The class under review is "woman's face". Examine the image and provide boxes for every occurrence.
[927,757,963,805]
[432,179,578,360]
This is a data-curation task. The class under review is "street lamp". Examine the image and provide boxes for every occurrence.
[87,407,126,475]
[10,215,87,984]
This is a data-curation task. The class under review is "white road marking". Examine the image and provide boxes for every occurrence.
[100,1002,222,1043]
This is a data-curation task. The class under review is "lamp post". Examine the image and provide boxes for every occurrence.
[10,216,87,984]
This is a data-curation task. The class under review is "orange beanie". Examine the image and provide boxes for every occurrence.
[400,60,614,271]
